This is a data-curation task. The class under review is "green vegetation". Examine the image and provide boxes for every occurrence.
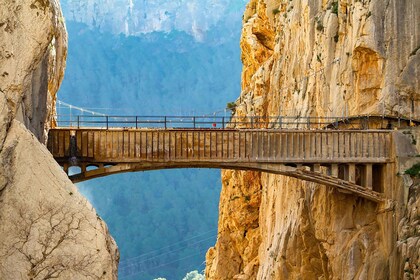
[226,101,237,111]
[405,163,420,177]
[272,8,280,15]
[316,19,324,32]
[331,2,339,15]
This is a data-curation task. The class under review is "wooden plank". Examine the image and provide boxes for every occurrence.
[82,131,88,157]
[275,133,280,159]
[235,131,241,160]
[64,131,70,157]
[119,131,123,158]
[215,131,218,158]
[355,132,360,158]
[139,131,143,159]
[221,131,224,158]
[55,131,61,157]
[244,131,249,159]
[233,131,236,159]
[134,131,139,158]
[307,133,313,160]
[346,132,350,159]
[262,131,270,159]
[203,131,206,158]
[297,132,301,159]
[363,133,368,158]
[59,131,65,157]
[94,131,100,159]
[237,132,241,160]
[325,132,331,159]
[198,131,201,159]
[55,131,60,157]
[128,131,134,158]
[145,131,149,159]
[156,131,160,159]
[88,131,94,158]
[225,131,229,159]
[384,133,390,158]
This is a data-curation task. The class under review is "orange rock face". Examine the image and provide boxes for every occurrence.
[206,0,420,279]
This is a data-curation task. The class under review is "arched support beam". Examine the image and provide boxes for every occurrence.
[68,162,384,202]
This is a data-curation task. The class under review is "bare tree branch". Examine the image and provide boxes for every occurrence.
[0,201,101,279]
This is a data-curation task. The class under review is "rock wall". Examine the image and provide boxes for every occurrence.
[0,0,119,278]
[206,0,420,279]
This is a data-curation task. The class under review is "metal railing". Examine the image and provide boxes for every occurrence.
[53,114,419,130]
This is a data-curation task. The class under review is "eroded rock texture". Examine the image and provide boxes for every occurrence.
[206,0,420,279]
[0,0,118,278]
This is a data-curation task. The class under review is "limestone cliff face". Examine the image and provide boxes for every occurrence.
[206,0,420,279]
[0,0,118,278]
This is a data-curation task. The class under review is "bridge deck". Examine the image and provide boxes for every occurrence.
[49,128,391,164]
[48,128,393,203]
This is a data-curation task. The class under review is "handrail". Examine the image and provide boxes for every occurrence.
[53,114,420,130]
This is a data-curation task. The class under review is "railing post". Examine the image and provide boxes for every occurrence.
[307,117,310,129]
[106,116,109,130]
[193,117,196,128]
[279,116,282,129]
[164,116,167,129]
[77,116,80,129]
[222,117,225,129]
[251,117,254,129]
[136,116,138,129]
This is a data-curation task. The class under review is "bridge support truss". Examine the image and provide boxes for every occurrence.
[48,128,393,203]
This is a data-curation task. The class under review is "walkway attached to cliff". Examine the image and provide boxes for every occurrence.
[47,115,418,203]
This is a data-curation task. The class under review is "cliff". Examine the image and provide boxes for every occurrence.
[0,1,119,278]
[206,0,420,279]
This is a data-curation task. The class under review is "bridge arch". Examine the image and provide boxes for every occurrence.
[65,162,384,202]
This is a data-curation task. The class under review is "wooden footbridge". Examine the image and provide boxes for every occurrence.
[46,115,413,203]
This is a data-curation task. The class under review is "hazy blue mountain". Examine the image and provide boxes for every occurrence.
[59,1,245,279]
[60,0,247,39]
[59,21,242,116]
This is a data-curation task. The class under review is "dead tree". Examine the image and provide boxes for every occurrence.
[0,201,101,279]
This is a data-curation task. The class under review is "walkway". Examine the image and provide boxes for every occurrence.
[48,116,397,203]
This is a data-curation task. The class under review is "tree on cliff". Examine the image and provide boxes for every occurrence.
[0,201,99,279]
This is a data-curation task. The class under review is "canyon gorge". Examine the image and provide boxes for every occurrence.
[0,0,419,279]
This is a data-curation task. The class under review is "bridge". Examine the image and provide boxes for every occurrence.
[45,115,410,203]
